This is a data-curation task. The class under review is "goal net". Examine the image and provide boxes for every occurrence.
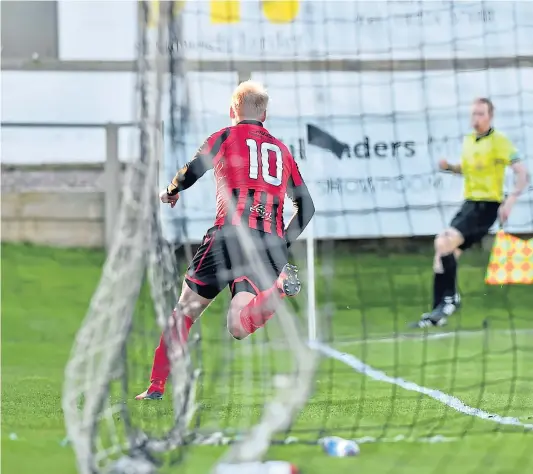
[63,1,533,473]
[63,2,316,473]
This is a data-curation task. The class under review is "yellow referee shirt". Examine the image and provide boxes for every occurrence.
[461,128,520,203]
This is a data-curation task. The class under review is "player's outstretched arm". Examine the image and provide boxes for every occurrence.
[509,160,529,197]
[285,160,315,247]
[497,136,529,222]
[439,159,462,175]
[166,128,231,196]
[499,160,529,223]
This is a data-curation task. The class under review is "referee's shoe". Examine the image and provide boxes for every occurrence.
[410,295,461,328]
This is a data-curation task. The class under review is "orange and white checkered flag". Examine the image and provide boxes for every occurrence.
[485,231,533,285]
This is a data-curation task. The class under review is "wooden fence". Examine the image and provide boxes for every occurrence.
[2,123,125,249]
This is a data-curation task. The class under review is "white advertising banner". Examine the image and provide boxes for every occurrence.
[58,1,533,61]
[161,69,533,242]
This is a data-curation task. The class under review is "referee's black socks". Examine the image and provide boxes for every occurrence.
[433,253,458,308]
[432,272,444,309]
[440,253,457,302]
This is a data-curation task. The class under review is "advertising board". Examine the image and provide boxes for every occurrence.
[161,68,533,242]
[58,1,533,61]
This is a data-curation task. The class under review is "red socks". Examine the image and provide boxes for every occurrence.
[150,286,283,392]
[149,312,193,393]
[239,286,283,336]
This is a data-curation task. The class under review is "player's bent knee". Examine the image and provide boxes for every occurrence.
[227,316,249,340]
[226,295,255,340]
[227,327,249,340]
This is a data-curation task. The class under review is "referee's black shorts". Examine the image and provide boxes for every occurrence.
[184,225,289,300]
[450,200,500,250]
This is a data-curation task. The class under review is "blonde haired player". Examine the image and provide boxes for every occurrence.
[230,79,270,121]
[412,98,529,328]
[137,81,315,399]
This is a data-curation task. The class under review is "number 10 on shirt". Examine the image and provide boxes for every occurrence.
[246,139,283,187]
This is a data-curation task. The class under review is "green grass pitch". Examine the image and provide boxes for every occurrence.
[2,242,532,474]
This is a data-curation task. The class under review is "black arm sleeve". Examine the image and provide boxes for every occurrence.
[167,128,230,195]
[285,163,315,247]
[167,157,211,195]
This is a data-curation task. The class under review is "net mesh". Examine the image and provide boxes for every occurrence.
[63,2,316,473]
[163,0,533,468]
[64,1,533,473]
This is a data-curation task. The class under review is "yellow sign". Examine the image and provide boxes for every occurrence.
[485,231,533,285]
[148,1,299,26]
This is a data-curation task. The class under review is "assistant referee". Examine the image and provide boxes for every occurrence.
[413,97,529,328]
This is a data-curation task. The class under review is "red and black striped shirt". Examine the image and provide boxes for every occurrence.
[167,120,314,243]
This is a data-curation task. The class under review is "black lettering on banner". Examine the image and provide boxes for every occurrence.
[306,124,418,160]
[307,124,351,159]
[304,125,503,162]
[316,174,448,196]
[354,137,370,158]
[374,142,388,157]
[391,142,402,158]
[404,141,416,157]
[328,179,343,194]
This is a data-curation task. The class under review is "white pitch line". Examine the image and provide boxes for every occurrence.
[354,434,458,444]
[310,340,533,431]
[252,329,533,351]
[331,328,533,347]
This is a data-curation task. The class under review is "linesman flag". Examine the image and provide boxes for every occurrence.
[485,231,533,285]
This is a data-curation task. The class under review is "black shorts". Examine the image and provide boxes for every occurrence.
[450,200,500,250]
[185,225,289,300]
